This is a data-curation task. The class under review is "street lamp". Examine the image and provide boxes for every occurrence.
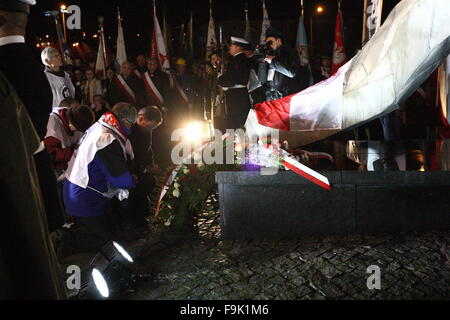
[60,4,68,41]
[310,4,325,57]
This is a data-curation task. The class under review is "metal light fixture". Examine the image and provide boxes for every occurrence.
[71,241,135,299]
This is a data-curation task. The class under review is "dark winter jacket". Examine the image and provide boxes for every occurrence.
[260,44,303,101]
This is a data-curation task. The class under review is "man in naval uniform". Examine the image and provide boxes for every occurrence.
[0,0,66,299]
[217,36,252,130]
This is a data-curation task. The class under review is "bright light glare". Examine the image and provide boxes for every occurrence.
[92,268,109,298]
[316,6,324,13]
[113,241,133,263]
[184,121,204,143]
[60,4,67,10]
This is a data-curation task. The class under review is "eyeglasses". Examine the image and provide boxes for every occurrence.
[122,119,136,127]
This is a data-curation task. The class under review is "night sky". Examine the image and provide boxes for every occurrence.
[27,0,401,63]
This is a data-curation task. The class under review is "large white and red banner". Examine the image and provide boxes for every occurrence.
[253,62,350,131]
[331,7,347,75]
[362,0,384,47]
[246,0,450,148]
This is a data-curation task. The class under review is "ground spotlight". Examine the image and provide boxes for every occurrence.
[70,241,135,299]
[91,268,110,298]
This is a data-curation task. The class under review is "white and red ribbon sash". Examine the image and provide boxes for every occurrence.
[114,74,136,104]
[134,69,142,79]
[282,155,331,191]
[174,77,189,105]
[98,112,127,145]
[143,72,164,106]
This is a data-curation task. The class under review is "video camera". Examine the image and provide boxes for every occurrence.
[254,40,274,57]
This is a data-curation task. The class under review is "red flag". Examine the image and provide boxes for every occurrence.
[331,7,347,74]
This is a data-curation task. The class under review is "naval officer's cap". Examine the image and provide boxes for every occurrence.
[0,0,36,14]
[230,36,249,48]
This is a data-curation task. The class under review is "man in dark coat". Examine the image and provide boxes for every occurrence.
[0,0,65,232]
[107,61,149,109]
[0,0,66,300]
[143,57,173,165]
[257,27,302,102]
[144,57,171,108]
[128,106,162,225]
[217,36,252,130]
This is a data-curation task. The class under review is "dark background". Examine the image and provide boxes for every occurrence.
[27,0,401,63]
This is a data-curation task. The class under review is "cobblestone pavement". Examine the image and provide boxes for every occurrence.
[116,192,450,300]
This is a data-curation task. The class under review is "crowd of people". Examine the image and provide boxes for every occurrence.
[17,23,311,255]
[1,0,445,300]
[1,15,401,257]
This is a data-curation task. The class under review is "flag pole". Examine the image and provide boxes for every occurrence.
[362,0,368,47]
[98,16,107,79]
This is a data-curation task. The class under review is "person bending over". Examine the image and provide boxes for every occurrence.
[128,106,163,225]
[63,103,137,249]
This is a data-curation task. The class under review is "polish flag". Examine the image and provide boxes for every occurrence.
[331,7,347,75]
[253,62,350,131]
[116,8,127,68]
[153,13,170,71]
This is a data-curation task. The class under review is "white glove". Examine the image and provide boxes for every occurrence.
[117,189,129,201]
[101,187,129,201]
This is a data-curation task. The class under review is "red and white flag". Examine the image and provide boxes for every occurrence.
[206,6,217,60]
[259,0,271,45]
[252,62,350,131]
[95,38,106,75]
[95,28,110,77]
[116,8,127,68]
[143,72,164,106]
[331,6,347,75]
[153,11,170,71]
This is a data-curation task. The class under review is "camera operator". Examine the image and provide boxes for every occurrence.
[254,27,302,102]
